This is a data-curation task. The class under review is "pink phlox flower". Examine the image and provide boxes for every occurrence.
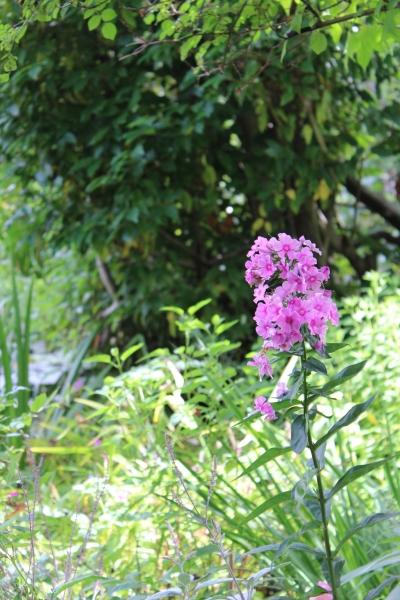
[7,491,19,499]
[286,269,307,294]
[72,377,85,392]
[299,235,322,255]
[276,382,289,398]
[245,233,339,380]
[257,255,276,279]
[309,581,333,600]
[254,396,277,421]
[254,283,268,303]
[248,352,273,379]
[320,265,330,280]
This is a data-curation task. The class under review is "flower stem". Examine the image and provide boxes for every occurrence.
[302,342,338,600]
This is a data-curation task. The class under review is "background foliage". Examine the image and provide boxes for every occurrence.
[0,1,400,343]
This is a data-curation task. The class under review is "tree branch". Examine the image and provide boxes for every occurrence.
[345,176,400,231]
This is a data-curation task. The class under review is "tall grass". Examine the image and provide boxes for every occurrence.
[0,257,33,419]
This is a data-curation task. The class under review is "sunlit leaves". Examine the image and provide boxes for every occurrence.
[310,31,328,55]
[101,22,117,40]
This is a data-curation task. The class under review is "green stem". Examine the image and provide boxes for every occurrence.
[302,341,338,600]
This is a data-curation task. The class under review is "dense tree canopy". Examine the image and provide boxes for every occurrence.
[0,1,399,342]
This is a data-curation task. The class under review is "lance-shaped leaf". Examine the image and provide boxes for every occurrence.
[365,577,399,600]
[334,512,400,556]
[341,551,400,584]
[327,458,393,499]
[320,360,367,394]
[51,574,105,597]
[147,589,183,599]
[242,491,292,524]
[303,357,327,375]
[386,584,400,600]
[315,396,375,449]
[291,415,307,454]
[238,447,291,479]
[325,342,348,354]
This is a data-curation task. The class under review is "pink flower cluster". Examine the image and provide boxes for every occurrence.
[254,396,276,421]
[246,233,339,379]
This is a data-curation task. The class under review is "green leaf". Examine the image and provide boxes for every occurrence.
[101,22,117,40]
[325,342,348,354]
[51,574,103,597]
[242,491,292,524]
[101,8,117,22]
[365,577,398,600]
[160,305,185,315]
[85,353,112,365]
[29,446,92,454]
[88,15,101,31]
[232,411,260,428]
[303,357,327,375]
[180,34,202,60]
[386,584,400,600]
[315,396,375,448]
[195,578,234,591]
[238,447,291,478]
[291,7,304,34]
[341,551,400,585]
[302,124,313,145]
[188,298,212,315]
[334,512,399,555]
[159,19,175,40]
[30,393,48,413]
[291,415,307,454]
[321,360,367,394]
[121,342,143,363]
[214,320,238,335]
[329,23,342,45]
[310,31,328,55]
[328,458,390,499]
[147,589,183,598]
[143,12,155,25]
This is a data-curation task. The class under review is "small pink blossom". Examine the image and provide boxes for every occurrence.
[248,352,273,379]
[276,382,289,398]
[7,491,19,499]
[309,581,333,600]
[254,396,277,421]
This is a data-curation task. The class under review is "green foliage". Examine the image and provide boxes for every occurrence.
[0,259,33,426]
[1,8,399,342]
[1,280,399,598]
[1,1,400,77]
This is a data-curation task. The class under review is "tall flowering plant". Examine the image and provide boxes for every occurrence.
[244,234,395,599]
